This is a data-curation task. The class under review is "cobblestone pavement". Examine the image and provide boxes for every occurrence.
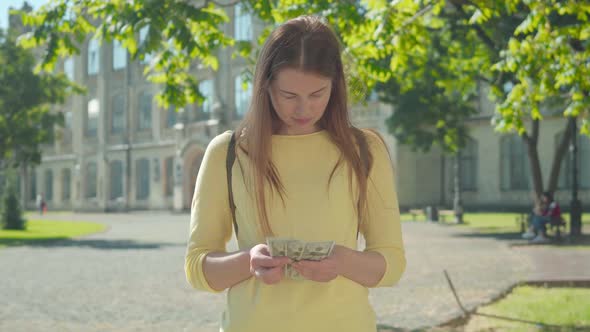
[0,212,587,331]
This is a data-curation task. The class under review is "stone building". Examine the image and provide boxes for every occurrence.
[13,5,589,213]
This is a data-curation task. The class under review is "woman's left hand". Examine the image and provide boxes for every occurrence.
[291,245,346,282]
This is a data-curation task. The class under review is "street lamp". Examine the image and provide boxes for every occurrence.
[570,118,582,237]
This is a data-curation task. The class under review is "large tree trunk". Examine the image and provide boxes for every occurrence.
[547,118,575,193]
[522,120,544,202]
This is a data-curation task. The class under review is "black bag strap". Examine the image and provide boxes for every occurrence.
[225,128,371,238]
[226,131,238,235]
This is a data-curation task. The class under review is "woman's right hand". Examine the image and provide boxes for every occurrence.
[249,244,291,285]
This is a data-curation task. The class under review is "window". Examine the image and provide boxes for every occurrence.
[112,40,127,70]
[111,94,125,134]
[86,162,97,198]
[459,138,478,191]
[110,160,124,200]
[139,26,153,65]
[61,168,71,201]
[64,57,74,81]
[64,110,73,130]
[136,158,150,200]
[234,3,252,41]
[167,106,177,128]
[87,98,99,137]
[235,75,251,117]
[138,92,152,130]
[500,135,530,190]
[556,132,590,189]
[88,38,100,75]
[165,156,174,197]
[194,79,214,121]
[62,110,73,144]
[44,169,53,202]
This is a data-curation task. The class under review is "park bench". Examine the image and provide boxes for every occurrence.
[409,208,426,221]
[516,213,567,240]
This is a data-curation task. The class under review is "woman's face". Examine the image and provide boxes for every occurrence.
[269,68,332,135]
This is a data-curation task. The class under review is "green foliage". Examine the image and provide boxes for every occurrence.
[1,181,26,230]
[15,0,233,109]
[14,0,590,148]
[0,29,82,168]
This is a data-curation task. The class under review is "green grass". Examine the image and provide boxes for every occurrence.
[0,219,107,248]
[464,286,590,332]
[457,213,523,234]
[402,211,590,233]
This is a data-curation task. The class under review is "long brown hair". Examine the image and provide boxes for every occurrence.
[235,16,372,236]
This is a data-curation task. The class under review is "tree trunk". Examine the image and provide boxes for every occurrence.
[522,120,543,203]
[547,118,575,193]
[453,153,464,223]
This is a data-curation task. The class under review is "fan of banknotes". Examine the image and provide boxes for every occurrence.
[266,237,335,280]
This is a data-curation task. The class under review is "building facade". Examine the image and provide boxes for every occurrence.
[17,6,391,212]
[15,6,589,213]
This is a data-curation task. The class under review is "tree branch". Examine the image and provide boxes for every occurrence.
[450,2,499,53]
[532,119,539,145]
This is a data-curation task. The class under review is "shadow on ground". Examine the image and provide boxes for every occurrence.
[0,238,182,250]
[449,230,590,248]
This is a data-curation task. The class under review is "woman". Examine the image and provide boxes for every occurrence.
[185,16,406,332]
[522,191,561,243]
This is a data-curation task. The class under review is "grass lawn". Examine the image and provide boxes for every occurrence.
[463,286,590,332]
[0,219,107,248]
[457,213,523,234]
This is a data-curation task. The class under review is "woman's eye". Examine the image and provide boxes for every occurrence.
[283,95,297,100]
[310,94,322,98]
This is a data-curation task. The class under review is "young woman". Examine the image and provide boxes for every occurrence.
[522,191,562,243]
[185,15,406,332]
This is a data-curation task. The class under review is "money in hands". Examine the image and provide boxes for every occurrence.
[266,237,335,280]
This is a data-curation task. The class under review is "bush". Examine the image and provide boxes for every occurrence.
[1,182,26,230]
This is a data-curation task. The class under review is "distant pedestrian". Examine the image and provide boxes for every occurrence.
[36,193,43,215]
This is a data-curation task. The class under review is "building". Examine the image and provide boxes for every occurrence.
[13,5,589,213]
[14,5,390,212]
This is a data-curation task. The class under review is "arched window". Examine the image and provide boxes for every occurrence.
[44,169,53,202]
[110,160,124,200]
[86,162,97,198]
[87,98,100,137]
[138,92,152,130]
[111,94,125,134]
[88,38,100,75]
[112,40,127,70]
[61,168,71,201]
[460,138,478,191]
[234,3,252,41]
[136,158,150,200]
[500,135,530,190]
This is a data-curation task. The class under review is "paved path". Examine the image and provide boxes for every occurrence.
[0,212,588,331]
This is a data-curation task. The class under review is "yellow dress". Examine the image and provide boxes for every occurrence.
[185,129,406,332]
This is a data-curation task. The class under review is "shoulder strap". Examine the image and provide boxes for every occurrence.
[226,131,238,236]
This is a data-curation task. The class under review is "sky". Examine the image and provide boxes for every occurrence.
[0,0,48,30]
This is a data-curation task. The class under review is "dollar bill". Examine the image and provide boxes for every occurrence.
[266,237,335,280]
[266,237,288,257]
[300,241,335,261]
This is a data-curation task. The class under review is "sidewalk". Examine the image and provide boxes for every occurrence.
[0,212,587,331]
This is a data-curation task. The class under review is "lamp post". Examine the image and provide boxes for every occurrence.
[570,118,582,237]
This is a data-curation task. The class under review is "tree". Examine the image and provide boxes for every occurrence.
[16,0,590,203]
[1,174,26,230]
[0,28,81,168]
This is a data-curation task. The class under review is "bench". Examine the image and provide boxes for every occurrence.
[438,209,455,223]
[516,213,567,239]
[409,209,425,221]
[548,217,567,239]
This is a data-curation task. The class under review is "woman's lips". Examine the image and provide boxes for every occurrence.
[293,118,312,125]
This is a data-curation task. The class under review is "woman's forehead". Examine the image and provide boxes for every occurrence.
[273,68,331,92]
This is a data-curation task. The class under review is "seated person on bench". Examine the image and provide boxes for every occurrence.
[522,192,561,243]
